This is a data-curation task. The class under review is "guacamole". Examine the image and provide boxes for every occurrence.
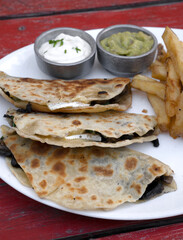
[100,31,154,56]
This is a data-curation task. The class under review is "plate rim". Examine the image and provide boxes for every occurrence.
[0,26,183,220]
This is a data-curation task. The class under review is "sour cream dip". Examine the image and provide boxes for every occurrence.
[39,33,92,64]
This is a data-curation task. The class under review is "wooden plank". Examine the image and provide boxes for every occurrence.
[97,223,183,239]
[0,2,183,59]
[0,179,143,240]
[1,178,183,240]
[0,0,162,17]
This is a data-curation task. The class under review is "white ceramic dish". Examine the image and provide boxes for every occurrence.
[0,27,183,220]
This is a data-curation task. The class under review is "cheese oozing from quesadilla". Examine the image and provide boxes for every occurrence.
[65,133,102,142]
[47,102,90,110]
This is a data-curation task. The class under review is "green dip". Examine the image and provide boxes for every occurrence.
[100,31,154,56]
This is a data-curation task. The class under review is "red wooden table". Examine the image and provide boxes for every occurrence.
[1,1,183,239]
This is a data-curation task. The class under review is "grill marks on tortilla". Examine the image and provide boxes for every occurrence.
[2,76,124,100]
[31,158,40,168]
[1,127,176,210]
[74,176,86,182]
[0,72,131,112]
[125,157,138,171]
[130,182,142,195]
[39,180,47,189]
[30,141,51,156]
[52,162,66,177]
[72,120,81,126]
[77,186,88,194]
[149,164,163,176]
[47,149,69,176]
[5,109,158,148]
[93,164,114,177]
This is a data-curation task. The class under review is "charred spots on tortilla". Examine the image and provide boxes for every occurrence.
[151,138,159,147]
[115,84,123,88]
[97,91,108,96]
[90,88,126,106]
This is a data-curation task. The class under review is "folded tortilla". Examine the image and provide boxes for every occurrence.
[0,71,131,113]
[1,125,176,210]
[5,108,159,148]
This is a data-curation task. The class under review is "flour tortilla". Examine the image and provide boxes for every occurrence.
[0,71,131,113]
[5,108,159,148]
[1,125,176,211]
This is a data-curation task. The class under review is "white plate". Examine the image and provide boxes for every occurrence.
[0,27,183,220]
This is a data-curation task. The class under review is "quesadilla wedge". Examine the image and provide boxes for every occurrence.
[5,108,159,148]
[0,125,176,210]
[0,71,131,113]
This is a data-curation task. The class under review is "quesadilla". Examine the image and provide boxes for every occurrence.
[0,125,176,210]
[0,71,131,113]
[5,108,159,148]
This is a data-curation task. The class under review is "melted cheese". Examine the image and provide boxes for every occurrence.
[65,134,102,142]
[48,102,90,110]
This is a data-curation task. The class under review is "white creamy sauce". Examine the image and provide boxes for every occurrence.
[65,134,102,142]
[47,101,90,110]
[39,33,92,63]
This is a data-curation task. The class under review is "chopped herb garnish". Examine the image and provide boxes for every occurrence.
[49,39,64,47]
[75,47,81,53]
[64,49,67,54]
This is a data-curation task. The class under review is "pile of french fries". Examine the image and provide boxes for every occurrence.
[131,26,183,139]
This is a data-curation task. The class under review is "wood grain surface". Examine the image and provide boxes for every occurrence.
[0,0,168,17]
[1,178,183,240]
[1,1,183,239]
[0,2,183,59]
[97,223,183,240]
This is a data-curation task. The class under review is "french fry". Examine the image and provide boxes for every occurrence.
[165,57,181,117]
[131,74,166,100]
[156,43,168,63]
[150,60,167,81]
[147,94,170,132]
[162,26,183,85]
[169,92,183,138]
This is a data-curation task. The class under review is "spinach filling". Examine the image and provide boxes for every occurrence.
[85,129,158,144]
[90,84,130,106]
[140,175,173,200]
[3,90,32,112]
[0,139,20,168]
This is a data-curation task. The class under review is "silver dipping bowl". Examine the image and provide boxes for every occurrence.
[96,24,158,77]
[34,27,96,79]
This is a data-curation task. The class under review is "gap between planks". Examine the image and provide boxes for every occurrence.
[0,0,183,20]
